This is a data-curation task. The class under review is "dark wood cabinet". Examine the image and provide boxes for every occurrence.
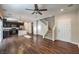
[3,31,10,38]
[3,21,24,38]
[3,29,18,39]
[3,21,24,27]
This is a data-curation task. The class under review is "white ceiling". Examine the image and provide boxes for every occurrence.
[0,4,79,22]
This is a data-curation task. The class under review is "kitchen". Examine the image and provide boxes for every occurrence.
[2,17,27,39]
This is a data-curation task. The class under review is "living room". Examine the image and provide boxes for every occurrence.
[0,4,79,54]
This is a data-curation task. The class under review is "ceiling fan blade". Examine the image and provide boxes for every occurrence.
[39,9,47,11]
[32,11,35,14]
[25,9,34,11]
[38,11,42,15]
[34,4,38,10]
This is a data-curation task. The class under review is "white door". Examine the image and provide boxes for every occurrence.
[56,19,71,42]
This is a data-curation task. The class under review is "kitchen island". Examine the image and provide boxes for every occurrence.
[3,27,19,38]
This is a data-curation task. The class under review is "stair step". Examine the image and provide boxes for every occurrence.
[45,32,52,40]
[46,33,52,36]
[45,36,52,40]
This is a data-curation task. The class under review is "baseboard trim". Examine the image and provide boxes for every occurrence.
[56,39,79,48]
[71,42,79,48]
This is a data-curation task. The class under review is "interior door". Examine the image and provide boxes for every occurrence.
[56,19,71,42]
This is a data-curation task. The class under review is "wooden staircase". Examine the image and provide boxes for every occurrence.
[44,26,52,40]
[40,16,55,41]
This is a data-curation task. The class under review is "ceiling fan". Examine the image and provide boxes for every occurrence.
[25,4,47,15]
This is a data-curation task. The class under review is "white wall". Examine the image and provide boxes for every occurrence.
[33,16,55,37]
[24,21,46,35]
[24,18,51,36]
[24,22,32,34]
[71,9,79,44]
[56,15,71,42]
[33,20,47,36]
[55,10,79,45]
[0,20,3,42]
[45,16,55,29]
[0,11,3,43]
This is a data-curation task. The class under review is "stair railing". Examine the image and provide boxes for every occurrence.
[43,21,48,38]
[39,19,48,38]
[52,24,56,41]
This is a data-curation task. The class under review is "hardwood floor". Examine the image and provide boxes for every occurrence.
[0,35,79,54]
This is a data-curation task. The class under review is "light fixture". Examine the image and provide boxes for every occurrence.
[7,18,18,21]
[60,9,64,12]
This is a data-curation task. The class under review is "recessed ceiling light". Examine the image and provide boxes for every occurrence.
[60,9,64,12]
